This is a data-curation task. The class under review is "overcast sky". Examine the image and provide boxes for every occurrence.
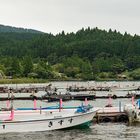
[0,0,140,35]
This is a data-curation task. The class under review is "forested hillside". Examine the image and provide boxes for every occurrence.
[0,24,43,33]
[0,26,140,80]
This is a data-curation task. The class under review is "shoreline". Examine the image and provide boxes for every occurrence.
[0,78,139,84]
[0,78,48,84]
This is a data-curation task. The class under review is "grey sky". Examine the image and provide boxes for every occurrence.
[0,0,140,35]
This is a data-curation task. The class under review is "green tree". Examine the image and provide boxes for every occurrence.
[10,58,22,77]
[22,56,33,77]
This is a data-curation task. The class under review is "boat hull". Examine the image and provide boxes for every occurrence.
[0,109,96,133]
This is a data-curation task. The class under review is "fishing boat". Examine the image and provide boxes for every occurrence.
[124,99,140,123]
[110,86,138,91]
[0,104,98,133]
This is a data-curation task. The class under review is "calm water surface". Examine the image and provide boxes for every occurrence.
[0,81,140,140]
[0,123,140,140]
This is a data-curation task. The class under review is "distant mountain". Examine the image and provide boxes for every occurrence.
[0,24,43,33]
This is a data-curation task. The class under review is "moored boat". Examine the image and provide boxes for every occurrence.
[0,105,98,133]
[110,86,138,91]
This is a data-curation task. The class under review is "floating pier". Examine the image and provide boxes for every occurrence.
[67,86,110,92]
[0,93,140,101]
[94,107,129,123]
[67,85,140,92]
[0,84,52,93]
[0,94,96,101]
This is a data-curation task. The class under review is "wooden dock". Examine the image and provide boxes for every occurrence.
[0,94,96,101]
[94,107,128,123]
[0,93,138,101]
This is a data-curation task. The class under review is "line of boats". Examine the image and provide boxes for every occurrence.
[67,85,140,92]
[1,83,140,93]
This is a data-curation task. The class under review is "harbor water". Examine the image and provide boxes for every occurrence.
[0,81,140,140]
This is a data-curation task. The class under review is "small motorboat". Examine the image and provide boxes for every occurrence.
[0,104,98,133]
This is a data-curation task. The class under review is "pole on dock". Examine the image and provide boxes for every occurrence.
[107,96,112,107]
[132,96,135,106]
[59,98,62,112]
[10,109,14,120]
[6,92,10,108]
[11,91,14,110]
[6,100,10,108]
[40,106,42,114]
[85,98,88,106]
[119,101,121,112]
[34,99,37,109]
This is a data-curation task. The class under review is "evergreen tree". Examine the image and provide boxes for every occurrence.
[22,56,33,77]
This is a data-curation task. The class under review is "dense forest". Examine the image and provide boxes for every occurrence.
[0,25,140,81]
[0,24,43,33]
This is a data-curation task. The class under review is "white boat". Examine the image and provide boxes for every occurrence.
[124,99,140,123]
[110,86,138,91]
[0,105,98,133]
